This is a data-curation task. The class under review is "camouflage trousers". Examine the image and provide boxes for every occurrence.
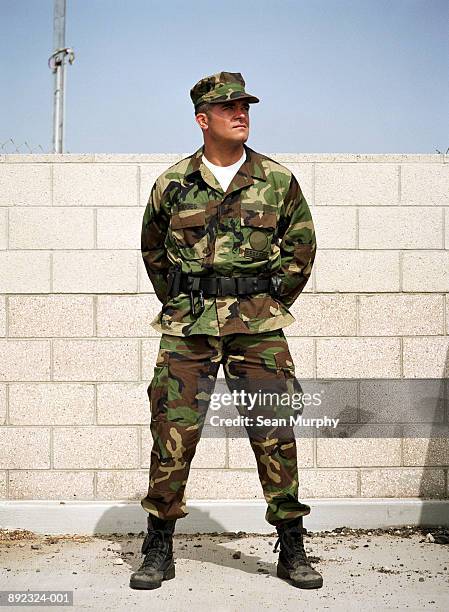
[141,328,311,526]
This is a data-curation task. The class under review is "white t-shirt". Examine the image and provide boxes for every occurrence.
[202,150,246,192]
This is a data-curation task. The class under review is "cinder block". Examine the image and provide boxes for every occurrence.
[0,384,6,425]
[298,469,358,497]
[359,295,444,336]
[0,472,6,498]
[301,380,358,423]
[360,468,445,497]
[96,470,148,499]
[296,437,315,467]
[287,338,315,378]
[0,252,50,293]
[359,207,443,249]
[0,164,51,206]
[139,262,155,293]
[315,163,398,206]
[139,164,173,207]
[0,427,50,468]
[359,380,444,425]
[178,436,226,469]
[0,340,50,381]
[0,297,5,336]
[53,339,139,381]
[0,208,6,249]
[401,164,449,206]
[445,208,449,249]
[281,163,313,204]
[96,295,159,337]
[287,294,357,336]
[303,270,314,293]
[8,295,94,337]
[228,436,314,468]
[9,383,94,425]
[315,251,400,292]
[316,338,400,378]
[8,471,94,499]
[311,206,357,248]
[316,439,401,467]
[97,208,142,249]
[53,426,139,469]
[403,438,449,467]
[53,164,138,207]
[186,469,262,499]
[141,339,168,380]
[53,251,137,293]
[402,252,449,292]
[97,383,149,424]
[403,337,449,378]
[227,437,255,469]
[138,265,177,296]
[447,295,449,335]
[9,208,94,249]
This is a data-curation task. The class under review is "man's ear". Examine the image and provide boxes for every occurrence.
[195,113,208,131]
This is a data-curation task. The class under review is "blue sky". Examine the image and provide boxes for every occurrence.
[1,0,448,153]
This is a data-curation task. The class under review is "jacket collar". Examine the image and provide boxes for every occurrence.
[184,143,267,194]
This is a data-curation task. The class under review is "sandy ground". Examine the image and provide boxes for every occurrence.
[0,527,448,611]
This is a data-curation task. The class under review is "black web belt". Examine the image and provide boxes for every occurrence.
[180,275,271,297]
[167,270,282,318]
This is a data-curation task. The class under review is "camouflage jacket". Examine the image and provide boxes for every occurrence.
[141,144,316,337]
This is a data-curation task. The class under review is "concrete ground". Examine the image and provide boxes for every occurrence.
[0,527,448,611]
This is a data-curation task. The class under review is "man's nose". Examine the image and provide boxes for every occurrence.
[234,107,248,119]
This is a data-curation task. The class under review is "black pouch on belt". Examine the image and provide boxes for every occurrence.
[187,276,205,318]
[167,267,181,298]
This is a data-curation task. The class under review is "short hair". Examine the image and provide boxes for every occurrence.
[195,102,213,115]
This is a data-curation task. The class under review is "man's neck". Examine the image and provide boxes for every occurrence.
[202,142,245,167]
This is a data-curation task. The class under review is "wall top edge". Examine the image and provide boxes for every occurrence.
[0,153,447,164]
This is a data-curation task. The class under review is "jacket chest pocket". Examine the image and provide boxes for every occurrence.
[169,207,211,260]
[240,204,277,261]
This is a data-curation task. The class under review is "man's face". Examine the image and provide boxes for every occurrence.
[196,100,250,145]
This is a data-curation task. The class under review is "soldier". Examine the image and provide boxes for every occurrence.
[129,71,322,591]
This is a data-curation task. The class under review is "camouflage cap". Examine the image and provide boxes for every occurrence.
[190,71,260,111]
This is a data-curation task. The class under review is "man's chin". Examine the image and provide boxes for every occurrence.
[230,132,249,144]
[214,132,249,147]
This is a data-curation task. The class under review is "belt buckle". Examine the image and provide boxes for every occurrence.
[218,277,235,296]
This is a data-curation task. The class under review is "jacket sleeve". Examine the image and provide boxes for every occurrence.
[141,179,171,304]
[276,174,316,307]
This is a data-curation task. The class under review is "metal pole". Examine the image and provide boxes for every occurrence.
[53,0,65,153]
[48,0,74,153]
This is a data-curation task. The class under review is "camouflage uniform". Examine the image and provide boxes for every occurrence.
[140,72,316,527]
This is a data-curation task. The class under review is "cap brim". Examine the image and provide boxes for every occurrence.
[209,92,260,105]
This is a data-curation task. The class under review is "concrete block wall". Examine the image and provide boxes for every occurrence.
[0,153,448,506]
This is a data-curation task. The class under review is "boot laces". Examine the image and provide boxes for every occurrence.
[273,525,309,567]
[141,530,171,570]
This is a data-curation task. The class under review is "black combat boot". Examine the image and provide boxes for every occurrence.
[129,515,176,590]
[273,516,323,589]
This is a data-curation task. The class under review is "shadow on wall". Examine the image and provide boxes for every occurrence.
[419,347,448,525]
